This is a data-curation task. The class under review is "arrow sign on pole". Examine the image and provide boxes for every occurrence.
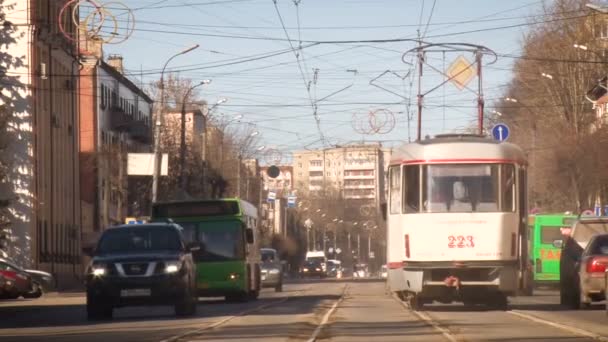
[491,123,510,142]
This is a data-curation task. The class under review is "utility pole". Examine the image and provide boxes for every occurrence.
[237,154,242,198]
[180,80,210,195]
[152,44,199,204]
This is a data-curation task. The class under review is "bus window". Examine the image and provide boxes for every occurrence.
[403,165,420,213]
[540,226,563,244]
[389,166,401,214]
[501,164,515,212]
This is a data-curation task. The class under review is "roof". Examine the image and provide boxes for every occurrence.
[390,134,526,165]
[99,61,153,104]
[586,76,608,103]
[106,223,178,230]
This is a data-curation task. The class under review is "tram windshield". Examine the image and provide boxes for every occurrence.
[417,164,515,213]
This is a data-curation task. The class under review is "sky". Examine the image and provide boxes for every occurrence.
[99,0,550,163]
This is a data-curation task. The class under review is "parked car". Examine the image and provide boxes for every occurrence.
[0,257,53,299]
[260,248,282,292]
[326,260,342,278]
[380,265,388,279]
[353,263,369,279]
[559,218,608,309]
[83,223,198,320]
[301,260,326,278]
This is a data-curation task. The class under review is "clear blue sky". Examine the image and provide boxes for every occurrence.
[104,0,546,159]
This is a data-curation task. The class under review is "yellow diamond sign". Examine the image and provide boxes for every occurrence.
[446,55,476,91]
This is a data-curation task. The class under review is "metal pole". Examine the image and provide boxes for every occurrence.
[179,88,191,193]
[307,228,310,252]
[237,155,241,198]
[151,45,199,204]
[323,226,326,253]
[201,123,207,197]
[368,233,371,261]
[357,233,361,261]
[476,50,484,135]
[416,48,423,141]
[312,228,316,251]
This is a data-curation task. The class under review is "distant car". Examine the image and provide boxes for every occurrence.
[0,257,54,299]
[380,265,388,279]
[559,218,608,309]
[83,223,198,320]
[260,248,282,292]
[353,264,369,279]
[326,260,342,278]
[301,260,326,278]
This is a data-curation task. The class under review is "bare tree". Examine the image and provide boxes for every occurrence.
[499,0,608,212]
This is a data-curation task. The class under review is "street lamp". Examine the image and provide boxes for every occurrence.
[151,44,199,204]
[492,110,503,116]
[541,72,553,80]
[179,79,211,194]
[504,97,518,103]
[574,43,589,51]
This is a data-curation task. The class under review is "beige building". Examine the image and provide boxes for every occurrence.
[1,0,81,286]
[292,144,391,218]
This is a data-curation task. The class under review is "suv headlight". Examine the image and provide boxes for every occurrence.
[90,263,107,277]
[165,261,182,274]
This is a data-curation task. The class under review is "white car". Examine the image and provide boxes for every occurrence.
[380,265,388,279]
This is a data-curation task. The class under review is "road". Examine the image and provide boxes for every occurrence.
[0,280,607,341]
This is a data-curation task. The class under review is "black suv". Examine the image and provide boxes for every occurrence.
[83,223,198,320]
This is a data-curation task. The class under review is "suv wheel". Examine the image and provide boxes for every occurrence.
[175,287,197,317]
[87,293,113,320]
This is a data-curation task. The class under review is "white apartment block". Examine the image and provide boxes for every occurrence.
[292,144,391,207]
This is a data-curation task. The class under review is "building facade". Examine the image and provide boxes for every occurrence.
[80,54,153,240]
[1,0,81,286]
[292,144,391,207]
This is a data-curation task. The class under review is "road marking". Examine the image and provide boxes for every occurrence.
[161,288,310,342]
[508,310,608,342]
[393,296,460,342]
[306,284,348,342]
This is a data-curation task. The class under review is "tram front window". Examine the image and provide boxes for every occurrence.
[420,164,515,213]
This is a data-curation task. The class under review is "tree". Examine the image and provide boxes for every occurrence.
[499,0,608,212]
[0,1,27,251]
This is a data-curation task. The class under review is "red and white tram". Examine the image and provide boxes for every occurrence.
[384,134,529,309]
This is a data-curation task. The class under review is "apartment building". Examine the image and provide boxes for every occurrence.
[292,144,391,216]
[1,1,81,285]
[80,53,153,238]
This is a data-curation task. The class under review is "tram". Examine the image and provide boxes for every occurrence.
[384,134,529,309]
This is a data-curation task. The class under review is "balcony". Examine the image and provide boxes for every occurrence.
[129,120,152,144]
[109,106,133,132]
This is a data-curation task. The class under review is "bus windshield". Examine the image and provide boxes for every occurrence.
[179,221,245,262]
[419,164,515,213]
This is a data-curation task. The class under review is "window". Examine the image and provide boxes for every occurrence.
[298,163,302,168]
[595,19,608,39]
[419,164,515,213]
[310,160,322,167]
[404,165,420,213]
[309,171,323,177]
[389,166,401,214]
[100,84,107,109]
[540,226,564,244]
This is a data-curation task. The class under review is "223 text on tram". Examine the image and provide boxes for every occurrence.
[447,235,475,248]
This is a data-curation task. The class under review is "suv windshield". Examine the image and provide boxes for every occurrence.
[97,227,182,254]
[261,250,276,262]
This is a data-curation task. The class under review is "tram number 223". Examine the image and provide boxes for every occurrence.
[447,235,475,248]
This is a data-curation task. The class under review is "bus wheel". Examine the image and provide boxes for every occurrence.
[408,295,424,311]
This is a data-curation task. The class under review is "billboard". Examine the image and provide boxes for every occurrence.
[128,153,168,176]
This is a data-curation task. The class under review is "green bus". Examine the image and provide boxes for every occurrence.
[151,199,261,302]
[529,214,576,285]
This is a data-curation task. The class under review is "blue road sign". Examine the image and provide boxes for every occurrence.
[267,191,276,203]
[491,123,510,142]
[287,195,297,208]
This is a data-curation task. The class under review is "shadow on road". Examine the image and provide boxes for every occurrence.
[0,292,341,330]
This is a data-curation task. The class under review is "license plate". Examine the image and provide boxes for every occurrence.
[261,275,267,281]
[120,288,151,297]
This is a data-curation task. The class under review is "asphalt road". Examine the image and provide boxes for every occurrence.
[0,280,607,342]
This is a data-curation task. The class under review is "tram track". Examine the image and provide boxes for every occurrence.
[162,286,313,342]
[394,293,608,342]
